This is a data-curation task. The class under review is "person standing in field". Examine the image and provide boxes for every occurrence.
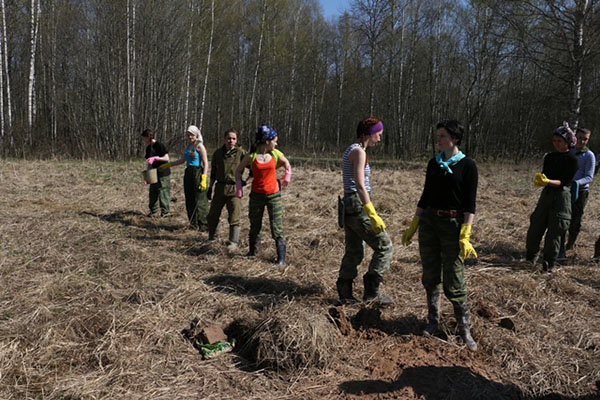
[525,122,579,272]
[401,119,478,351]
[336,117,394,306]
[235,125,291,266]
[158,125,209,230]
[207,129,247,250]
[142,128,171,217]
[557,127,595,259]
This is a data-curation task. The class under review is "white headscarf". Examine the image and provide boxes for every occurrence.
[186,125,203,143]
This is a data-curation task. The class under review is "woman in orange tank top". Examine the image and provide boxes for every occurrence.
[235,125,291,266]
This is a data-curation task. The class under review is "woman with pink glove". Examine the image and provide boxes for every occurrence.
[142,128,171,217]
[235,125,291,266]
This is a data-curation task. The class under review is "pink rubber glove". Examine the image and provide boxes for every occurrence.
[235,180,243,198]
[146,156,160,165]
[282,164,291,187]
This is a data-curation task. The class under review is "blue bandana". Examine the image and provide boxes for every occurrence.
[435,151,465,174]
[256,125,277,143]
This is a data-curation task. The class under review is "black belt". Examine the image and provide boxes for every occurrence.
[427,208,463,218]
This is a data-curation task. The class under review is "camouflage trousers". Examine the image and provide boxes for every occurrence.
[338,193,393,281]
[249,191,285,241]
[149,174,171,216]
[184,166,208,229]
[526,186,571,264]
[419,212,466,304]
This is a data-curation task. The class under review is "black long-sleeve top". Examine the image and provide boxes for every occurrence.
[541,151,578,187]
[417,157,478,214]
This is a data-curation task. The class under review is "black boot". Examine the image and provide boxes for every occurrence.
[452,302,477,351]
[593,238,600,260]
[542,259,555,273]
[276,239,286,266]
[422,289,440,335]
[247,235,258,256]
[208,225,217,241]
[336,278,357,304]
[363,273,394,306]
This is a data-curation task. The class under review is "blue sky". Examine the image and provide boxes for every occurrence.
[318,0,350,19]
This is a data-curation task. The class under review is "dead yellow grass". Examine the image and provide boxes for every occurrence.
[0,158,598,399]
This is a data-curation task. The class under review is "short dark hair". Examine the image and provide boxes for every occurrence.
[141,128,154,139]
[436,119,464,145]
[224,128,238,137]
[576,127,591,136]
[356,116,381,138]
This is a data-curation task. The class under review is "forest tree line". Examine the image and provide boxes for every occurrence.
[0,0,599,160]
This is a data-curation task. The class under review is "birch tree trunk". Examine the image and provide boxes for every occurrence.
[27,0,41,146]
[126,0,136,155]
[0,7,4,145]
[284,5,303,139]
[248,0,266,142]
[183,0,194,128]
[1,0,11,147]
[569,0,590,128]
[199,0,215,130]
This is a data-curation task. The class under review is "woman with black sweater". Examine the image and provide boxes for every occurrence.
[401,119,478,352]
[526,122,579,273]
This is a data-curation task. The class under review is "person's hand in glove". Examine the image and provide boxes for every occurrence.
[458,224,478,259]
[146,156,160,165]
[158,162,173,171]
[534,172,549,187]
[401,216,420,245]
[362,202,386,233]
[198,174,207,191]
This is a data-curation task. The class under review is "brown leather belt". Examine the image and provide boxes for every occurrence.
[428,208,463,218]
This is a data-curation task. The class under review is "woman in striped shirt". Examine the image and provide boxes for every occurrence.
[336,117,394,306]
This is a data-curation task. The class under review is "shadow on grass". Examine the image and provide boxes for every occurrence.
[473,241,534,271]
[340,365,599,400]
[204,274,323,310]
[572,276,600,291]
[80,210,180,232]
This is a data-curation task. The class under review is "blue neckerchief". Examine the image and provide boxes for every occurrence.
[435,151,465,174]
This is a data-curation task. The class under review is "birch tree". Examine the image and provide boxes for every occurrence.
[27,0,41,146]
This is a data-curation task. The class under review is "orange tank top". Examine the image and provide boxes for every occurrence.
[251,155,279,194]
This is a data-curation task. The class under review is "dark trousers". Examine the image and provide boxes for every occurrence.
[184,167,208,229]
[561,190,589,249]
[526,186,571,263]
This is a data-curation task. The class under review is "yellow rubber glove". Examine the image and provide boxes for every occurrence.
[534,172,549,187]
[158,162,173,171]
[401,216,420,246]
[459,224,478,259]
[199,174,207,191]
[362,202,386,233]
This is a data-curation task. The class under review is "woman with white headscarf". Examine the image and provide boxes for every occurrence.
[160,125,209,230]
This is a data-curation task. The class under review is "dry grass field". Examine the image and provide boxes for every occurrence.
[1,158,599,400]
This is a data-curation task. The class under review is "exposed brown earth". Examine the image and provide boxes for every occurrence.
[0,159,599,399]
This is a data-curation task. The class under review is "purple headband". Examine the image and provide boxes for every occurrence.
[554,121,577,148]
[365,121,384,135]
